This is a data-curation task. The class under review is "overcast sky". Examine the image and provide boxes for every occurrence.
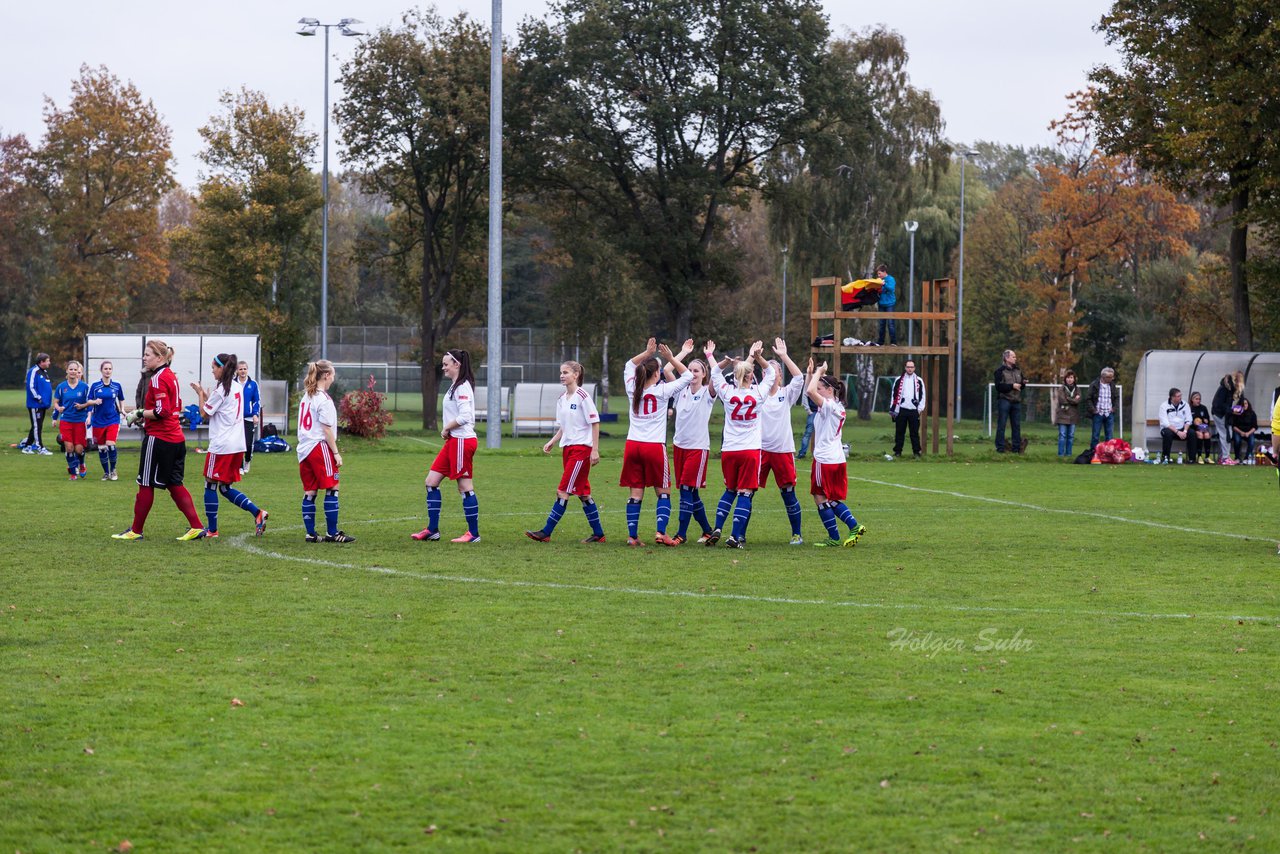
[2,0,1120,188]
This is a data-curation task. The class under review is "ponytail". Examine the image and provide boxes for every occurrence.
[631,358,659,413]
[215,353,236,395]
[304,359,334,397]
[562,360,585,387]
[823,375,848,406]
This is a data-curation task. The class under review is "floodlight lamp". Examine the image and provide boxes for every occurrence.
[297,25,318,36]
[964,149,980,157]
[297,17,320,26]
[339,18,365,35]
[904,221,919,233]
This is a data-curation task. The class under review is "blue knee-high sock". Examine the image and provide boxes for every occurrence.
[731,492,753,540]
[626,498,641,539]
[817,501,840,540]
[782,487,803,536]
[302,495,317,536]
[65,451,76,474]
[324,492,340,536]
[691,489,712,534]
[462,490,479,536]
[204,486,219,532]
[542,497,567,535]
[426,486,442,532]
[98,447,110,474]
[581,497,604,537]
[676,487,694,539]
[655,493,672,534]
[108,445,117,473]
[221,484,261,517]
[715,489,734,531]
[834,502,859,531]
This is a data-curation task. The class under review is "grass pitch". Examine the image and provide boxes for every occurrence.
[2,393,1278,851]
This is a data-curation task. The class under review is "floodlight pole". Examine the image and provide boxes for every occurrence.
[904,221,918,351]
[955,149,978,422]
[486,0,503,448]
[781,246,789,340]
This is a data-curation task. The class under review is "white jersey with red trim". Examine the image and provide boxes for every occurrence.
[710,363,776,452]
[812,398,847,464]
[556,386,600,446]
[671,383,716,450]
[297,390,337,462]
[624,360,693,444]
[444,380,477,440]
[760,373,805,453]
[203,379,247,455]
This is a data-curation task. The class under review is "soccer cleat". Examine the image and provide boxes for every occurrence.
[242,462,250,474]
[101,473,111,481]
[111,529,143,541]
[724,536,743,549]
[68,474,78,481]
[255,509,269,537]
[525,530,552,543]
[410,527,440,541]
[626,536,646,547]
[176,527,206,541]
[654,532,677,546]
[21,446,34,454]
[324,531,357,543]
[703,528,721,547]
[450,532,479,544]
[812,539,842,547]
[695,531,714,545]
[843,524,868,548]
[668,535,686,546]
[110,471,118,481]
[581,534,607,544]
[79,467,87,478]
[37,447,53,456]
[304,533,321,543]
[789,534,805,546]
[199,530,219,539]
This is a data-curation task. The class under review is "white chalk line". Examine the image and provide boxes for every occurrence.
[227,517,1280,624]
[849,476,1268,543]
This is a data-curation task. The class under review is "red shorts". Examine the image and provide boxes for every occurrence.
[619,440,670,490]
[810,461,848,501]
[300,444,340,491]
[59,421,87,447]
[92,424,120,445]
[759,450,798,488]
[558,445,594,495]
[430,436,477,480]
[203,451,244,484]
[673,446,710,489]
[720,449,761,491]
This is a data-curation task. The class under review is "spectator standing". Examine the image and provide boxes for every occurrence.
[20,353,54,455]
[1158,387,1191,463]
[993,349,1026,453]
[876,264,897,345]
[236,361,260,474]
[889,360,925,458]
[1055,369,1082,457]
[1188,391,1213,464]
[1087,367,1118,450]
[1230,397,1258,463]
[1210,371,1243,462]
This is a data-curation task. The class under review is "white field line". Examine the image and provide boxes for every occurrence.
[849,476,1268,543]
[228,518,1279,624]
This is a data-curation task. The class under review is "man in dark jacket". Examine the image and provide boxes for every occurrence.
[1210,372,1239,461]
[20,353,53,455]
[994,349,1026,453]
[1087,367,1118,450]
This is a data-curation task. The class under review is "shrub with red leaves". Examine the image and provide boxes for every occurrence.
[339,374,393,438]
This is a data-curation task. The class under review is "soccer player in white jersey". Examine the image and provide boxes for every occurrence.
[526,360,607,543]
[706,339,775,549]
[754,338,807,545]
[188,353,268,538]
[413,348,481,543]
[621,338,692,546]
[660,338,719,545]
[806,359,867,547]
[297,360,354,543]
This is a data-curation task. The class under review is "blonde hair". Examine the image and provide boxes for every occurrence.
[145,339,174,365]
[561,360,585,387]
[303,359,334,396]
[65,360,83,371]
[1231,370,1246,402]
[733,359,754,387]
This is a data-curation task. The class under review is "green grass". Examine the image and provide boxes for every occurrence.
[2,389,1278,851]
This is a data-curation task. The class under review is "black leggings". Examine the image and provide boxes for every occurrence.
[243,420,256,462]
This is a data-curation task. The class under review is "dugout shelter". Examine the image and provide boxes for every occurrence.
[1130,350,1280,451]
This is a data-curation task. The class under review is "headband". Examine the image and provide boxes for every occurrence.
[213,355,225,368]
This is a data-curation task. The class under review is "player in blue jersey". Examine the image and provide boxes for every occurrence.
[52,360,91,480]
[88,360,127,481]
